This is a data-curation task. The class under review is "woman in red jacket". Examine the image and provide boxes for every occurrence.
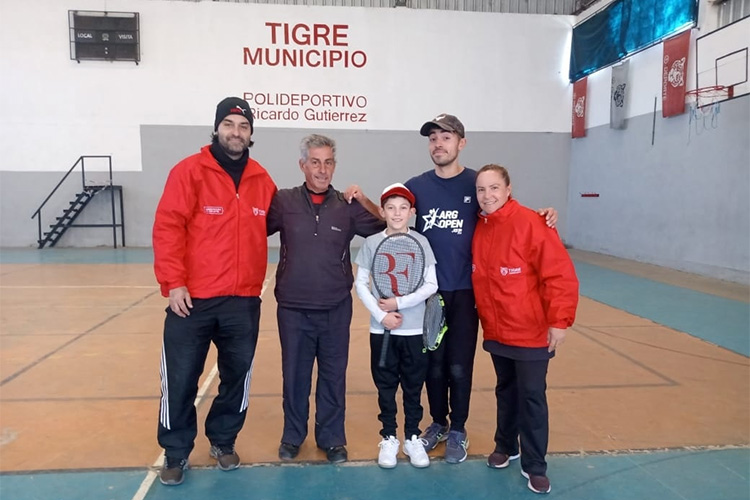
[472,164,578,495]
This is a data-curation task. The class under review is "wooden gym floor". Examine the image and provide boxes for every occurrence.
[0,247,747,500]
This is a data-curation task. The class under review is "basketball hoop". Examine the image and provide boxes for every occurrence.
[686,85,729,140]
[686,85,730,108]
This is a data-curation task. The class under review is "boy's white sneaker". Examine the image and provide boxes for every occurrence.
[378,436,400,469]
[403,435,430,468]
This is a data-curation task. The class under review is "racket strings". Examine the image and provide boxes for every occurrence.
[370,233,427,369]
[423,293,447,351]
[372,236,425,298]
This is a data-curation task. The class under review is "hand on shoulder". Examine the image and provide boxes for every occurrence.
[536,207,558,228]
[344,185,363,203]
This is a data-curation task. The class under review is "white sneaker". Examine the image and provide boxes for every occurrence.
[403,435,430,468]
[378,436,400,469]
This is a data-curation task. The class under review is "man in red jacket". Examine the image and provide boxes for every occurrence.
[152,97,277,486]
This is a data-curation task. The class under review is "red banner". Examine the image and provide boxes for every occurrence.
[662,30,691,117]
[572,77,587,138]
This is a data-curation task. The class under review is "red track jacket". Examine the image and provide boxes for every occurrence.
[471,199,579,348]
[153,146,277,298]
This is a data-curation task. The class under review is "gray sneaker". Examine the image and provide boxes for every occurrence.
[419,422,449,451]
[209,444,240,471]
[444,429,469,464]
[159,456,188,486]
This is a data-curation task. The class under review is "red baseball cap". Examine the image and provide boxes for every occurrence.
[380,183,416,207]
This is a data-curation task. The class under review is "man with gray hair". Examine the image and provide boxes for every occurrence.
[267,134,384,463]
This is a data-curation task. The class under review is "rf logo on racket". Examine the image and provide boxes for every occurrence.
[375,251,418,296]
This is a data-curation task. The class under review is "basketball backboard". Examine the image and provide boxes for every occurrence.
[695,16,749,101]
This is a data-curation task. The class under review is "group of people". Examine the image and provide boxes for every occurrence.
[152,97,579,495]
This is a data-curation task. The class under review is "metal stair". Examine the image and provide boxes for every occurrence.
[37,185,118,248]
[31,156,125,249]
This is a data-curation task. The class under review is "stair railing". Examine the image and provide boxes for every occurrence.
[31,155,125,248]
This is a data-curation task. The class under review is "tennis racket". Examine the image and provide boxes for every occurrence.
[423,292,447,352]
[372,232,426,368]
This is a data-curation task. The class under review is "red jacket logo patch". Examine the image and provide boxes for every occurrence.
[500,266,521,276]
[203,206,224,215]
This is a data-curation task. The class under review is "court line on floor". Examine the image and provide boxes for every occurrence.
[574,261,750,357]
[587,326,749,366]
[131,274,274,500]
[0,290,161,386]
[574,325,678,386]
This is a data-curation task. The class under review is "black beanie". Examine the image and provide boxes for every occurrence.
[214,97,253,133]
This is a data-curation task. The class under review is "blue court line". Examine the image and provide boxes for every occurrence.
[574,261,750,357]
[0,470,146,500]
[3,449,746,500]
[0,248,282,265]
[140,449,749,500]
[0,248,154,264]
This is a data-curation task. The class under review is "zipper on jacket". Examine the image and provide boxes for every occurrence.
[484,219,497,321]
[278,244,287,275]
[303,187,322,237]
[235,191,241,292]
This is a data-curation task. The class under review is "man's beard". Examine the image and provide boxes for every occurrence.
[219,135,249,157]
[431,150,457,167]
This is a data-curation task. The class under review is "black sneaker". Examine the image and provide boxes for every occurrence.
[324,445,348,464]
[487,451,520,469]
[159,456,188,486]
[522,470,551,494]
[279,442,300,461]
[209,444,240,471]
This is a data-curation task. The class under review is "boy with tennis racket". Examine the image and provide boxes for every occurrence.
[354,183,438,469]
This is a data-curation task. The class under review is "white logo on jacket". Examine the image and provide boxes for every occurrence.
[203,206,224,215]
[500,266,521,276]
[252,207,266,216]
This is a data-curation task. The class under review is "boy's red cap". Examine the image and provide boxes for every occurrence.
[380,183,415,207]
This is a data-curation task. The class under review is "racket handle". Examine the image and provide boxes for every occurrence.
[378,330,391,368]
